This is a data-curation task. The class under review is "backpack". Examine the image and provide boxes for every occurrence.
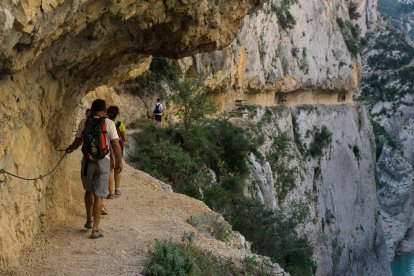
[81,117,109,160]
[153,103,161,114]
[116,121,124,153]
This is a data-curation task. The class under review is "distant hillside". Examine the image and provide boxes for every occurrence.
[379,0,414,38]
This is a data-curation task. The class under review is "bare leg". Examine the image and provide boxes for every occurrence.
[93,196,104,230]
[108,169,115,195]
[85,191,94,222]
[115,171,121,190]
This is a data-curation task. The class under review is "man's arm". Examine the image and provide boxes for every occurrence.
[111,139,123,173]
[109,144,115,169]
[66,137,83,153]
[66,119,85,153]
[121,131,127,142]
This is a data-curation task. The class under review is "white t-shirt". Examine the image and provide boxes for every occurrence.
[76,117,119,160]
[154,103,163,115]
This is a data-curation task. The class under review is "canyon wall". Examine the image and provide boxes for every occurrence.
[176,0,391,273]
[179,0,377,110]
[0,0,261,267]
[241,104,390,275]
[357,17,414,259]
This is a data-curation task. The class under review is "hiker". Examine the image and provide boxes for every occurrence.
[83,108,110,215]
[153,98,163,123]
[66,99,123,239]
[106,106,127,198]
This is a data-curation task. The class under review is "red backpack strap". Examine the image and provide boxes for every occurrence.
[100,120,108,152]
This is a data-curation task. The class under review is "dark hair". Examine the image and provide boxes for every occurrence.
[157,98,160,102]
[107,106,120,120]
[91,99,106,112]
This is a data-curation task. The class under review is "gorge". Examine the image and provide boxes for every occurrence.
[0,0,412,275]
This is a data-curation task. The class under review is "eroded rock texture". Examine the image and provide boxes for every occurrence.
[0,0,261,267]
[240,104,391,275]
[179,0,378,110]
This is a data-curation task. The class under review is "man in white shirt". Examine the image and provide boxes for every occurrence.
[66,99,123,239]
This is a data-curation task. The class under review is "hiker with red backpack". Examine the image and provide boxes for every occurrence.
[106,106,127,199]
[66,99,123,239]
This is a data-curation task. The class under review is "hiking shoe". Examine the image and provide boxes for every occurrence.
[90,229,104,239]
[84,221,93,229]
[115,189,121,196]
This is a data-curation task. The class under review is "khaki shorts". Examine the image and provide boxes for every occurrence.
[81,157,110,197]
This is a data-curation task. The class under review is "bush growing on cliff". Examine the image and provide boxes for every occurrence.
[124,56,179,99]
[171,76,217,135]
[145,240,275,276]
[130,120,253,196]
[348,2,361,20]
[271,0,298,29]
[371,120,396,159]
[307,126,332,158]
[337,18,360,55]
[224,199,316,276]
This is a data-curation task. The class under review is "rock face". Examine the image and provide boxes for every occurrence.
[179,0,377,110]
[239,104,391,275]
[0,0,261,267]
[358,0,378,34]
[175,0,390,273]
[357,17,414,259]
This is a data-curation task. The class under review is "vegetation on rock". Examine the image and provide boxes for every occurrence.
[271,0,298,29]
[145,240,273,276]
[131,74,315,275]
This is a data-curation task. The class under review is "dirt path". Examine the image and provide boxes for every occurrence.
[0,155,251,276]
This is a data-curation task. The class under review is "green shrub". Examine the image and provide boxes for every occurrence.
[205,120,253,176]
[337,18,360,55]
[352,145,360,160]
[129,125,203,197]
[271,0,298,29]
[371,120,396,159]
[225,199,315,276]
[171,77,217,135]
[307,126,332,158]
[124,57,178,97]
[348,2,361,20]
[187,213,232,242]
[203,186,232,212]
[145,240,273,276]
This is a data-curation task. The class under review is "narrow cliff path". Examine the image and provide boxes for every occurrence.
[1,154,249,276]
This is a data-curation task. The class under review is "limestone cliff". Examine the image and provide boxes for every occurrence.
[0,0,262,267]
[238,104,391,275]
[171,0,391,274]
[178,0,377,110]
[357,17,414,259]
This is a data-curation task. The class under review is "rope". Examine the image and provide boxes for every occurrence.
[0,152,67,182]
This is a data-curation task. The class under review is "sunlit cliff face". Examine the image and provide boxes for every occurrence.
[0,0,263,267]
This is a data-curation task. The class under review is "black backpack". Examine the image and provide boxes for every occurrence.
[153,103,161,114]
[81,117,109,160]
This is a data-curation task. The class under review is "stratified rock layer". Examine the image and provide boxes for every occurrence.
[179,0,377,110]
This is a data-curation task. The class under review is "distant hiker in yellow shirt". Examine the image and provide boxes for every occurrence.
[107,106,127,198]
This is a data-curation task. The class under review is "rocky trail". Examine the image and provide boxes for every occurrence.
[0,153,251,276]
